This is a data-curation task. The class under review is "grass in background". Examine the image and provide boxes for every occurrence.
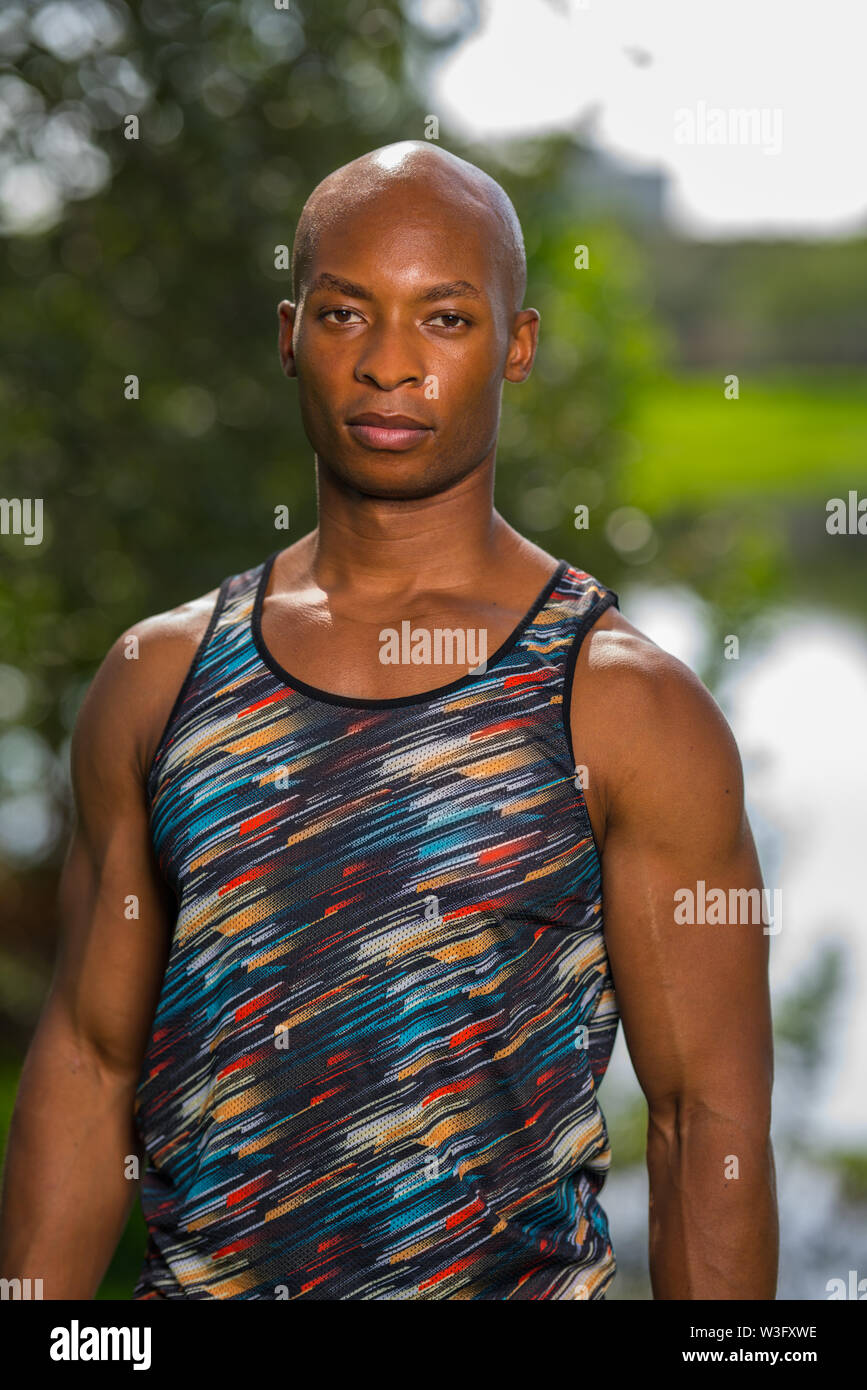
[625,369,867,510]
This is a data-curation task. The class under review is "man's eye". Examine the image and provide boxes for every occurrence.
[320,308,363,324]
[318,309,468,328]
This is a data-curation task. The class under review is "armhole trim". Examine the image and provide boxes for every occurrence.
[561,587,619,862]
[144,576,232,799]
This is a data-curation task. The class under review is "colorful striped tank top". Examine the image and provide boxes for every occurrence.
[133,552,621,1300]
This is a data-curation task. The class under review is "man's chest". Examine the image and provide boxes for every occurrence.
[256,591,530,701]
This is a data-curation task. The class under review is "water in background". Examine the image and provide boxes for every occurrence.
[600,586,867,1300]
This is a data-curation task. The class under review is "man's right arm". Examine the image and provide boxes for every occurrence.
[0,592,217,1299]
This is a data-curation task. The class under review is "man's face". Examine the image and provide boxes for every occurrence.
[278,185,537,500]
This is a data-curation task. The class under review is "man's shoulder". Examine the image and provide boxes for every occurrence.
[125,582,225,657]
[74,580,228,786]
[570,601,744,820]
[576,603,702,705]
[105,580,225,692]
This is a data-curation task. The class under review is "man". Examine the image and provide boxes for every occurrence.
[0,141,777,1300]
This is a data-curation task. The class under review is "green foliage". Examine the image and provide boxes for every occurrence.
[604,1093,649,1169]
[496,188,665,578]
[824,1150,867,1205]
[774,942,845,1075]
[645,236,867,368]
[96,1203,147,1301]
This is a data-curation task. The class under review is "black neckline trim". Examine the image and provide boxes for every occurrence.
[250,553,570,710]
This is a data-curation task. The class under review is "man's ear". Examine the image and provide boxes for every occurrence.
[504,307,540,385]
[277,299,296,378]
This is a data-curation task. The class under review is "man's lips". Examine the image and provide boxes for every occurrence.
[346,412,433,453]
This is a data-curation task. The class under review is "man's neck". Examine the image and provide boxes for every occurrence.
[305,454,520,598]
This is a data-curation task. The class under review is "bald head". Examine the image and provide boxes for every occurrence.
[291,141,527,316]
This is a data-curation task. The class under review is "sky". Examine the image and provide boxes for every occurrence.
[3,0,864,237]
[413,0,867,239]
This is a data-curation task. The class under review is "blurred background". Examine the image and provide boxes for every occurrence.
[0,0,865,1299]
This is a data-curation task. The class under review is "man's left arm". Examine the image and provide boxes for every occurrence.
[578,630,779,1299]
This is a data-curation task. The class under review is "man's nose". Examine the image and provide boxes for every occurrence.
[353,322,426,390]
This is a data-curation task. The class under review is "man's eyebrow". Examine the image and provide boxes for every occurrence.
[308,272,483,302]
[308,272,369,298]
[417,280,483,302]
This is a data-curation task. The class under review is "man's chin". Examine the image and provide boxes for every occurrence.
[316,453,467,502]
